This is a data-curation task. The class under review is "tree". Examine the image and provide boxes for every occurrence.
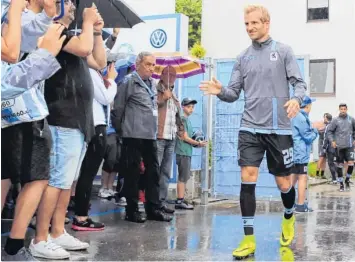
[190,42,206,58]
[176,0,202,48]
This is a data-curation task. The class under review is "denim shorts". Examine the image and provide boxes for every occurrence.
[48,126,87,189]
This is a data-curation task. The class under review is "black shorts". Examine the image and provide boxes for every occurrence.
[291,163,308,175]
[102,133,121,173]
[1,119,52,184]
[335,147,355,164]
[238,131,294,176]
[318,143,326,157]
[327,150,336,163]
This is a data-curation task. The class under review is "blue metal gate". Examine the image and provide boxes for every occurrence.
[212,58,308,199]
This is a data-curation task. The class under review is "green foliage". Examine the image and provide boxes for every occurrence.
[190,42,206,58]
[176,0,202,48]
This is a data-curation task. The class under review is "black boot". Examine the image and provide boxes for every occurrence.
[125,210,147,223]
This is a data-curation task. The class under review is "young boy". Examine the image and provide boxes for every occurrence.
[175,98,208,209]
[291,96,319,212]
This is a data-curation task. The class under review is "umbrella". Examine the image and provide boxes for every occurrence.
[103,54,136,83]
[69,0,143,29]
[149,52,206,79]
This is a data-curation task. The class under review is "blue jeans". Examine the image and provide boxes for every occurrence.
[157,139,176,201]
[48,126,87,189]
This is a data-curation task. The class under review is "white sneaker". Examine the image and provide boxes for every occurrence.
[107,189,116,197]
[115,197,127,206]
[29,239,70,260]
[49,230,89,251]
[98,188,111,198]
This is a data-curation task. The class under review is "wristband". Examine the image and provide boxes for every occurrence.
[94,31,102,36]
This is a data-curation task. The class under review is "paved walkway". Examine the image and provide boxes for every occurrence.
[2,183,355,261]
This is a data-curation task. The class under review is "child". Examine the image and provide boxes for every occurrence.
[175,98,208,209]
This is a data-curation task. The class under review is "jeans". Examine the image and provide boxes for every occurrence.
[157,139,176,201]
[49,126,87,189]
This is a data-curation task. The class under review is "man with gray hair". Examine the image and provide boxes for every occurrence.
[112,51,174,223]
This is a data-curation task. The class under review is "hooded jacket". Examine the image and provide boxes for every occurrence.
[291,110,318,164]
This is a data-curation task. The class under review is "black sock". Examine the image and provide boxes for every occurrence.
[316,170,320,176]
[4,238,24,255]
[346,165,353,182]
[337,167,344,183]
[240,183,256,235]
[321,170,325,177]
[176,198,183,204]
[281,186,295,219]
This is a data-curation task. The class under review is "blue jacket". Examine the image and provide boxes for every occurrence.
[292,110,318,164]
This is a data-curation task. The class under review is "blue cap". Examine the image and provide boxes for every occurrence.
[301,96,316,108]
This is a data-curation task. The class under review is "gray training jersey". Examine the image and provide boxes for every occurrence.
[327,115,355,149]
[217,38,306,134]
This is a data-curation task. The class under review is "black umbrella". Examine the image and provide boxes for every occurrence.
[69,0,143,29]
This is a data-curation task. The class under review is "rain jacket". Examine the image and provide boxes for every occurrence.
[322,124,336,154]
[327,114,355,149]
[291,110,318,164]
[217,38,306,134]
[112,72,158,140]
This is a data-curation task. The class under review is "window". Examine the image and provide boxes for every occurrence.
[309,59,336,96]
[307,0,329,21]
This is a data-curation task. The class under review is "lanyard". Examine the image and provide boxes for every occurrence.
[133,72,155,107]
[133,72,154,99]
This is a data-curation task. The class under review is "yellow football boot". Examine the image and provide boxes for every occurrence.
[280,215,295,246]
[232,235,256,260]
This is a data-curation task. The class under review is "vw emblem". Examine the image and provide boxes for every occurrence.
[150,29,167,48]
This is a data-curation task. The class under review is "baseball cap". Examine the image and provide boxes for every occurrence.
[181,98,197,106]
[301,96,316,108]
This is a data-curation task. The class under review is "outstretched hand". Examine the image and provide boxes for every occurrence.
[284,99,300,119]
[199,77,222,95]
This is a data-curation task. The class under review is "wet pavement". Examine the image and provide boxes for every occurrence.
[1,184,355,261]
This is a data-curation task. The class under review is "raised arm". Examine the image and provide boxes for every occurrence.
[1,0,26,63]
[62,6,98,57]
[2,24,66,98]
[90,66,117,106]
[285,46,307,105]
[199,58,243,103]
[295,117,318,144]
[86,12,107,70]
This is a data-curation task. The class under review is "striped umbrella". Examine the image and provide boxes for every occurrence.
[151,52,206,79]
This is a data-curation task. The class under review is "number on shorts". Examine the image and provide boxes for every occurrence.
[350,152,355,160]
[282,148,294,165]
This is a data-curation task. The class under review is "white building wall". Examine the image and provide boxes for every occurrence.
[202,0,355,120]
[124,0,176,16]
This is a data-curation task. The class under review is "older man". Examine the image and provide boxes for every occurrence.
[156,66,184,207]
[112,52,173,223]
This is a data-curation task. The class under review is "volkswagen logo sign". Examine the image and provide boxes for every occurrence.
[150,29,167,48]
